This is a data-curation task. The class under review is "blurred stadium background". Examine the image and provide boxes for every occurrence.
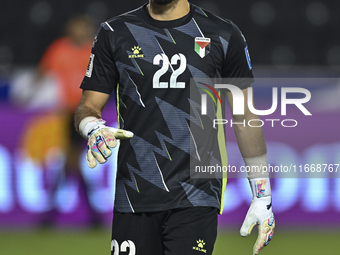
[1,0,340,254]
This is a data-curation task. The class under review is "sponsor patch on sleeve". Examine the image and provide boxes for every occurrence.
[244,46,252,71]
[85,54,95,78]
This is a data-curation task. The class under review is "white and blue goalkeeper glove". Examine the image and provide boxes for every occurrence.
[79,117,134,168]
[240,178,275,255]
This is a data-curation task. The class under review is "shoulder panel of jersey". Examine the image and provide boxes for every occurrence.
[191,4,255,87]
[80,5,149,94]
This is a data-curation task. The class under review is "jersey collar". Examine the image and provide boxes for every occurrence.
[140,3,194,28]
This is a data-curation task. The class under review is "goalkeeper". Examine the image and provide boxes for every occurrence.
[75,0,275,254]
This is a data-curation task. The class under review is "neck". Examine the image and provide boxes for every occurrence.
[148,0,190,21]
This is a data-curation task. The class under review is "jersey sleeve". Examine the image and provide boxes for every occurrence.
[221,22,255,90]
[80,23,118,94]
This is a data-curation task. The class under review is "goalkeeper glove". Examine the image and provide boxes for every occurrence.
[79,117,133,168]
[240,177,275,255]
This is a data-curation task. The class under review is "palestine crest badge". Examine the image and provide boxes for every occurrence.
[195,37,211,58]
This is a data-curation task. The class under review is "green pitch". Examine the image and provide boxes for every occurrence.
[214,228,340,255]
[0,228,339,254]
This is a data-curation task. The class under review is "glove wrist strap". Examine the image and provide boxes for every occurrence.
[249,177,272,198]
[79,117,106,139]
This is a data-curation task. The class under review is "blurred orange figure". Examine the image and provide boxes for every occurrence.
[39,15,94,112]
[38,15,95,174]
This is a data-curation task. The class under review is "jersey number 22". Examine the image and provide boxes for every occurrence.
[153,53,187,89]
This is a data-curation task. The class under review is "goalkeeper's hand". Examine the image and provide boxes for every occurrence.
[240,178,275,255]
[80,118,133,168]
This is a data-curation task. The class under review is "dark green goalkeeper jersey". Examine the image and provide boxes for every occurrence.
[81,3,254,213]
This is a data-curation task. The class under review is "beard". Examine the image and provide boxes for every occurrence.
[152,0,175,5]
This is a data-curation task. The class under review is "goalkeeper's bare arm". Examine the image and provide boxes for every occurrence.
[227,88,275,255]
